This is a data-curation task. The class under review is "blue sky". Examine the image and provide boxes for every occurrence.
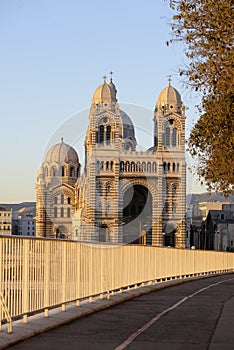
[0,0,205,203]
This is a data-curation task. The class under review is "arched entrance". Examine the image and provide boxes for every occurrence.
[122,185,152,245]
[56,225,67,239]
[163,223,176,247]
[99,224,109,242]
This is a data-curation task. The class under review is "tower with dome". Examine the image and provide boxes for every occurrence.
[36,75,186,247]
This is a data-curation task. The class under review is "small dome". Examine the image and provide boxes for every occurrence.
[92,77,117,106]
[45,138,79,164]
[119,109,135,140]
[157,80,182,113]
[0,206,8,211]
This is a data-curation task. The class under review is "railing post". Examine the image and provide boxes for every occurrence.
[22,239,29,323]
[44,241,50,318]
[0,238,2,332]
[61,242,67,312]
[76,243,81,306]
[0,238,13,333]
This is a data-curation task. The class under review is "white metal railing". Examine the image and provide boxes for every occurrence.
[0,235,234,333]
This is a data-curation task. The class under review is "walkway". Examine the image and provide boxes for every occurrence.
[1,274,234,349]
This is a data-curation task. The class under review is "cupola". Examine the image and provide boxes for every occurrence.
[156,77,182,114]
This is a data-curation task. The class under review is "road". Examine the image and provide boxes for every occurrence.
[8,274,234,350]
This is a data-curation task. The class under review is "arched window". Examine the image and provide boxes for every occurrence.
[120,161,124,172]
[67,208,71,218]
[163,162,166,173]
[70,167,74,177]
[136,162,140,172]
[131,162,135,172]
[172,163,176,172]
[106,183,110,196]
[67,197,71,204]
[99,125,104,144]
[54,196,57,204]
[106,161,109,170]
[152,162,157,172]
[106,125,111,145]
[167,163,170,172]
[172,128,177,147]
[147,162,151,172]
[54,207,57,218]
[165,127,170,147]
[110,161,113,171]
[61,194,64,204]
[51,167,56,176]
[61,166,65,177]
[61,207,64,218]
[96,180,102,196]
[126,161,130,172]
[142,162,146,172]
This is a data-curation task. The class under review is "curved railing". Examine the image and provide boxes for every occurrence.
[0,235,234,333]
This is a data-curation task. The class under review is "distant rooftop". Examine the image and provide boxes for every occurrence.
[0,206,9,211]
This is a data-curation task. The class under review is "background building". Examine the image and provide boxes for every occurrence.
[13,214,36,237]
[0,206,12,235]
[36,77,187,247]
[204,204,234,251]
[192,201,230,228]
[189,202,234,251]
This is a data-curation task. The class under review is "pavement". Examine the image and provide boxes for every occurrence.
[0,273,233,349]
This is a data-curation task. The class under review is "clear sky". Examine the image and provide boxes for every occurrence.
[0,0,205,203]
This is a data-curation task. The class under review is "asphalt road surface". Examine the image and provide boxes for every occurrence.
[8,274,234,350]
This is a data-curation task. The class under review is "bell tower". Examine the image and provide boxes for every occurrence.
[82,75,137,242]
[154,77,186,248]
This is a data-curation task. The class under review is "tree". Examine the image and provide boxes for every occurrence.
[169,0,234,194]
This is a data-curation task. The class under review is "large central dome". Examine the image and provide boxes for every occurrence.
[91,76,117,106]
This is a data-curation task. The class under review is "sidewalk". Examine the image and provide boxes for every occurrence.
[0,279,186,349]
[0,274,232,349]
[209,295,234,349]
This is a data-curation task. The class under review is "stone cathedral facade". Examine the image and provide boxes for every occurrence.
[36,76,186,248]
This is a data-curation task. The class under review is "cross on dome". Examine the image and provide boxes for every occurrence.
[109,71,113,82]
[167,75,172,86]
[102,75,107,83]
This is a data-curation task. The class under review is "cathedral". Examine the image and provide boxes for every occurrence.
[36,75,186,248]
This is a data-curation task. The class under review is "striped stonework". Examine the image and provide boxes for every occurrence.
[36,77,186,248]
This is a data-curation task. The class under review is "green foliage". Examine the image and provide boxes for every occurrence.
[169,0,234,194]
